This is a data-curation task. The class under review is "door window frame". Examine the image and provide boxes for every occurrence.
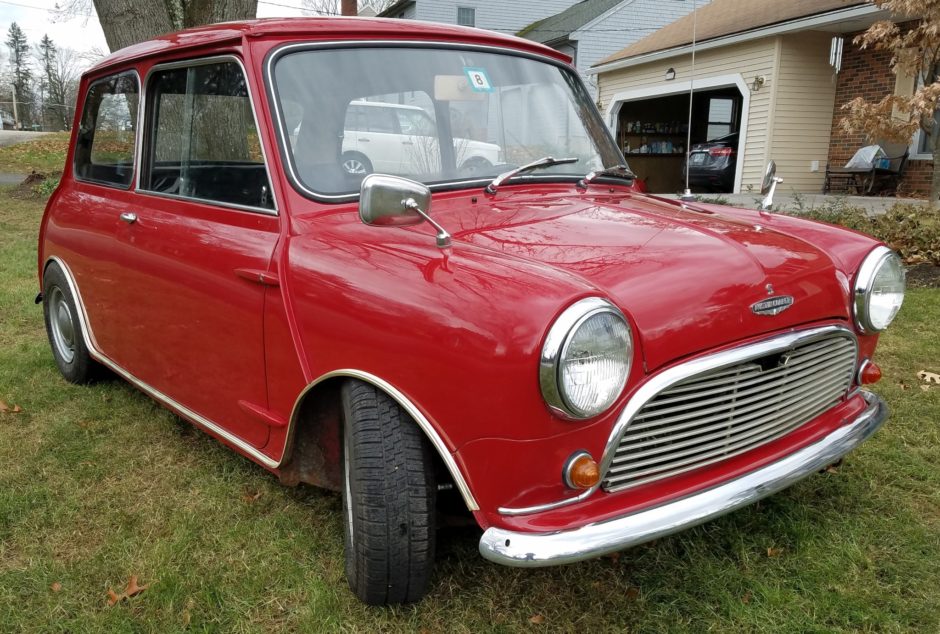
[137,54,279,215]
[73,69,142,190]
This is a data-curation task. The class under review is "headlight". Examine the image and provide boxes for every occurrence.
[540,298,633,419]
[854,246,905,333]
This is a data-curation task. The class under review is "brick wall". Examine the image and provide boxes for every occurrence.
[827,27,933,198]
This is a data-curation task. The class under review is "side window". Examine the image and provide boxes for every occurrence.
[142,59,274,210]
[365,106,398,134]
[74,72,138,187]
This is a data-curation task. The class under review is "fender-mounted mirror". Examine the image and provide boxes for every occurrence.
[359,174,451,248]
[759,161,784,211]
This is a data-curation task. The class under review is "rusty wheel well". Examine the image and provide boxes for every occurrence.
[278,377,456,498]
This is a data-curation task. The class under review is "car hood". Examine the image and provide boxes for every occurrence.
[436,189,852,371]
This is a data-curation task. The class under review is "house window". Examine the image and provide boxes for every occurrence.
[910,66,938,160]
[457,7,475,27]
[706,97,735,141]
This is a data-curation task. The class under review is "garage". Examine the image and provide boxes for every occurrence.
[612,83,745,194]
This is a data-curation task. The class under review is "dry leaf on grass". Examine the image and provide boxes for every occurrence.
[918,370,940,385]
[528,614,545,625]
[241,490,263,503]
[921,385,931,392]
[106,575,150,606]
[624,586,641,600]
[50,582,61,593]
[742,590,752,604]
[825,464,840,474]
[766,547,784,558]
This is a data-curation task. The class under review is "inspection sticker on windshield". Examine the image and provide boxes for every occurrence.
[464,67,494,92]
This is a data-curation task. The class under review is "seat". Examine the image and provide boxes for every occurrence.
[824,143,909,195]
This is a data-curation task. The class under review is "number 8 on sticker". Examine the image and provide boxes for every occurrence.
[464,67,493,92]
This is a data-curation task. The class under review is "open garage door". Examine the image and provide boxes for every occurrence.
[608,79,747,194]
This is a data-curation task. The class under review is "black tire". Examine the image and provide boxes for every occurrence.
[341,380,436,605]
[341,152,373,176]
[459,156,493,177]
[42,263,100,383]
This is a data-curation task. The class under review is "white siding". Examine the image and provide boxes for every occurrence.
[769,32,837,192]
[598,38,778,191]
[415,0,579,34]
[572,0,701,98]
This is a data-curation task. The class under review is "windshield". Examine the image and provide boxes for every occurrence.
[270,46,624,198]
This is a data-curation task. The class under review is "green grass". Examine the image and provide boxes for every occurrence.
[0,133,70,173]
[1,189,939,632]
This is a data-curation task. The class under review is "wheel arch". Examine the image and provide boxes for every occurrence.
[283,369,479,512]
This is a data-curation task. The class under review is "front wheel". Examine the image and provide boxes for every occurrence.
[341,380,437,605]
[341,152,373,176]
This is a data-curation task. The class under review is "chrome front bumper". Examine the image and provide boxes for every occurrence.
[479,392,887,567]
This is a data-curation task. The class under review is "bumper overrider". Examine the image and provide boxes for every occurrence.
[479,391,887,567]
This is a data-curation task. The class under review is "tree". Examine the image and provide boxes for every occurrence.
[5,22,33,128]
[34,36,81,131]
[58,0,259,52]
[840,0,940,200]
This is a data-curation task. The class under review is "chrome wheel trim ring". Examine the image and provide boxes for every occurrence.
[48,286,76,364]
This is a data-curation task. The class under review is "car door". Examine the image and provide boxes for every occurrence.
[357,103,404,174]
[108,57,278,449]
[394,107,441,178]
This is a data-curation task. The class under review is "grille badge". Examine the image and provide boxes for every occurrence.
[751,295,794,316]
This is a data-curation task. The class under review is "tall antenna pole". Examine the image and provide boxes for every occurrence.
[681,0,698,201]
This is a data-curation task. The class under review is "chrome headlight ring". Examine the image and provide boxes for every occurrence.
[853,246,906,334]
[539,297,633,420]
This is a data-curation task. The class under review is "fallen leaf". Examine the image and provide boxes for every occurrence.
[625,586,641,600]
[242,490,263,503]
[603,551,621,563]
[918,371,940,385]
[899,381,910,390]
[106,575,150,606]
[528,614,545,625]
[742,590,752,604]
[766,547,784,558]
[50,582,61,592]
[11,405,22,413]
[0,401,8,413]
[921,385,931,392]
[825,465,840,474]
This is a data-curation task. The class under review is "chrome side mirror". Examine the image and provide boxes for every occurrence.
[759,160,783,211]
[359,174,451,248]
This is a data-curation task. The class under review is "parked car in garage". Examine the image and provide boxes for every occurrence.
[684,132,738,192]
[39,18,902,606]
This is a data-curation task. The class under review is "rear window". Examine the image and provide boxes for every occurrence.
[73,72,139,188]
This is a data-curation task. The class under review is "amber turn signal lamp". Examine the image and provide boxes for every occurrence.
[859,360,882,384]
[564,452,600,489]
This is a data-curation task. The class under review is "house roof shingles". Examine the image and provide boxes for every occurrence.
[518,0,627,44]
[597,0,870,66]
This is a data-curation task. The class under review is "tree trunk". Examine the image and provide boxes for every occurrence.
[93,0,259,53]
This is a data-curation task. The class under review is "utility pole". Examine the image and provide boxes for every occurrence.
[341,0,357,15]
[11,81,19,130]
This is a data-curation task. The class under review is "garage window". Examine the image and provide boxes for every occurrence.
[73,72,139,188]
[706,98,735,141]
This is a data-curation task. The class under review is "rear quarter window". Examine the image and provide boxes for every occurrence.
[73,72,139,188]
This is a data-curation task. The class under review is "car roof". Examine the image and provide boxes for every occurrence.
[87,17,571,76]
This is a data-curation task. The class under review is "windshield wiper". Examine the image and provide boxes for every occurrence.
[578,164,635,189]
[484,156,579,195]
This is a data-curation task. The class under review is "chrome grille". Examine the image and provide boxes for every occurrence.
[602,333,857,493]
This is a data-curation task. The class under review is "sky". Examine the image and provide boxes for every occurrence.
[0,0,307,71]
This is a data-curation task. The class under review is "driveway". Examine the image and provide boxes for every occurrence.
[0,130,51,148]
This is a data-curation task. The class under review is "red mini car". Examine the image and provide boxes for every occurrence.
[38,18,904,605]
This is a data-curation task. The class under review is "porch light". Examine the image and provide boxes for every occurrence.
[665,67,676,81]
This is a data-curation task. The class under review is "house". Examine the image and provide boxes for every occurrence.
[377,0,582,35]
[518,0,708,98]
[591,0,932,196]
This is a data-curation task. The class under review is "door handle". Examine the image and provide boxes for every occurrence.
[358,138,370,142]
[120,212,138,224]
[402,140,414,145]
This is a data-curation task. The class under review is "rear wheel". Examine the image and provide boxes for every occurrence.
[341,380,436,605]
[42,263,100,383]
[341,152,373,176]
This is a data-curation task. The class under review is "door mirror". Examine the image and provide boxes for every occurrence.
[760,161,777,195]
[359,174,430,227]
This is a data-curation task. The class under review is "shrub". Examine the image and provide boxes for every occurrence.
[790,202,940,265]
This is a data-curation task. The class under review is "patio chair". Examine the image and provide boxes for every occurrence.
[824,143,909,195]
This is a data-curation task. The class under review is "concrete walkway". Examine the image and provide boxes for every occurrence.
[659,191,931,214]
[0,130,51,148]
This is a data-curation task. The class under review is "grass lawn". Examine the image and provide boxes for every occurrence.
[0,133,70,174]
[1,188,938,632]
